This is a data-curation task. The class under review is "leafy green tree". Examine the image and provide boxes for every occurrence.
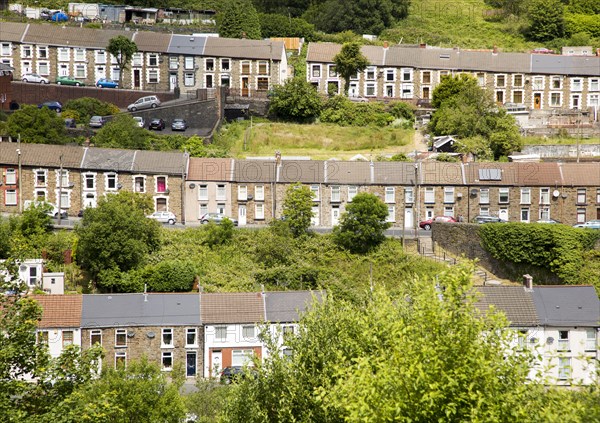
[282,183,314,237]
[217,0,261,39]
[7,105,66,144]
[93,114,150,150]
[75,192,160,286]
[258,13,315,39]
[431,74,480,109]
[17,203,52,239]
[526,0,565,41]
[185,379,231,423]
[223,263,543,422]
[203,218,235,248]
[181,135,229,158]
[320,95,394,127]
[269,78,323,122]
[333,42,370,95]
[106,36,138,85]
[252,0,311,17]
[64,97,120,124]
[332,192,391,254]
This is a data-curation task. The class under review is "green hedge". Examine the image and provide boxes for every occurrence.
[479,223,600,284]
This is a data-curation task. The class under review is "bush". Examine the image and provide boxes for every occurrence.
[132,260,197,292]
[320,96,394,127]
[64,97,120,124]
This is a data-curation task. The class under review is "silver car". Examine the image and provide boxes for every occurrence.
[573,220,600,229]
[147,211,177,225]
[200,213,238,226]
[127,95,161,112]
[22,73,49,84]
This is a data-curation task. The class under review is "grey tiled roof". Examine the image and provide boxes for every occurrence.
[306,42,383,65]
[475,286,539,326]
[532,286,600,327]
[326,160,372,184]
[132,31,172,53]
[463,162,562,186]
[22,23,132,49]
[133,150,187,174]
[167,34,208,56]
[531,54,600,76]
[373,162,417,185]
[81,147,136,172]
[81,293,201,327]
[278,160,325,183]
[0,143,85,168]
[0,22,28,42]
[200,292,265,324]
[264,290,322,323]
[234,160,277,182]
[419,162,464,185]
[203,37,285,60]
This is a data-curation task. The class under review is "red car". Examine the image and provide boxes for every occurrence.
[419,216,458,230]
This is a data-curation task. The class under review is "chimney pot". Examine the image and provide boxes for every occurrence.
[383,41,389,49]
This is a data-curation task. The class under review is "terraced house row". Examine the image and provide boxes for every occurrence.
[1,143,600,226]
[306,43,600,111]
[1,22,287,94]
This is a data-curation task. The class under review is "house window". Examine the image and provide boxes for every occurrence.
[238,185,248,201]
[186,328,197,347]
[385,84,394,97]
[365,83,376,96]
[28,266,37,286]
[513,74,523,87]
[404,187,414,203]
[0,42,11,56]
[512,90,523,104]
[257,77,269,91]
[38,62,49,76]
[597,188,600,204]
[476,72,485,86]
[331,186,341,202]
[495,90,504,103]
[206,74,214,88]
[162,328,173,348]
[132,53,143,67]
[74,64,86,79]
[220,74,230,86]
[156,176,167,193]
[401,68,412,82]
[444,187,454,203]
[365,67,376,80]
[205,58,215,72]
[74,48,86,61]
[577,189,586,204]
[148,53,159,66]
[310,185,320,201]
[134,176,145,193]
[105,173,118,190]
[162,352,173,370]
[520,208,530,222]
[539,206,550,220]
[570,78,582,92]
[577,208,586,223]
[551,76,562,89]
[216,185,226,200]
[156,198,167,212]
[255,203,264,219]
[387,205,395,222]
[148,69,159,84]
[311,64,321,78]
[521,188,531,204]
[589,78,599,92]
[532,76,544,90]
[198,185,208,201]
[5,190,17,205]
[328,65,337,77]
[517,330,528,350]
[184,72,195,86]
[5,168,16,185]
[115,351,126,367]
[422,71,431,84]
[585,328,596,351]
[57,191,70,208]
[258,61,268,75]
[37,330,49,345]
[424,188,435,203]
[401,84,413,99]
[348,186,358,201]
[385,187,395,203]
[115,329,127,347]
[90,329,102,346]
[199,204,208,217]
[216,203,225,214]
[558,357,571,381]
[62,330,74,347]
[443,206,454,217]
[255,185,264,201]
[499,188,509,203]
[221,58,230,71]
[168,56,178,70]
[479,207,490,216]
[21,45,32,58]
[425,207,434,219]
[479,188,490,204]
[241,61,250,75]
[550,92,561,106]
[35,190,46,202]
[94,50,106,64]
[83,173,95,190]
[215,326,227,342]
[184,56,194,70]
[242,325,255,340]
[232,349,254,366]
[571,94,581,109]
[495,75,505,87]
[540,188,550,204]
[589,94,599,109]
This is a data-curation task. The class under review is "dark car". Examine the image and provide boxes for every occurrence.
[149,118,166,131]
[64,118,76,128]
[171,118,188,131]
[419,216,458,231]
[38,101,63,113]
[472,215,506,224]
[220,366,255,384]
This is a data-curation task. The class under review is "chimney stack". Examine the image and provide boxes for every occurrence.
[493,45,498,54]
[383,41,389,49]
[523,274,533,291]
[419,43,426,49]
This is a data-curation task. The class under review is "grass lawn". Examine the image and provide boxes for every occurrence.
[224,121,415,160]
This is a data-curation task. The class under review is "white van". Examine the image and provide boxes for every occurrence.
[127,95,161,112]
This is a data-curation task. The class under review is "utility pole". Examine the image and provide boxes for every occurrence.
[58,154,63,226]
[17,134,22,213]
[413,152,419,239]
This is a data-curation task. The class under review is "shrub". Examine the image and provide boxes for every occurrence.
[320,96,394,127]
[64,97,120,124]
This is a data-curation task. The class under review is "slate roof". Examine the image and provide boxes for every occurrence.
[264,290,322,323]
[203,37,284,60]
[432,135,456,149]
[532,286,600,327]
[0,143,85,168]
[200,292,264,324]
[559,163,600,186]
[278,160,325,183]
[81,147,136,172]
[81,293,201,328]
[475,286,539,327]
[0,22,28,43]
[234,160,277,183]
[419,162,464,185]
[372,162,417,185]
[463,162,562,186]
[325,160,372,184]
[167,34,208,56]
[22,23,131,49]
[531,54,600,76]
[187,158,234,181]
[306,42,383,65]
[31,295,82,328]
[133,150,187,175]
[132,31,171,53]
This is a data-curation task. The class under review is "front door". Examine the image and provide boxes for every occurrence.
[84,193,96,209]
[349,82,358,97]
[242,77,249,97]
[186,352,197,377]
[311,206,319,226]
[498,207,508,222]
[211,350,222,378]
[404,207,413,228]
[331,206,340,226]
[169,73,177,92]
[133,69,141,89]
[533,93,541,109]
[238,205,246,226]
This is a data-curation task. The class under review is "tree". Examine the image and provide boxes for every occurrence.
[7,105,66,144]
[223,262,545,422]
[64,97,120,124]
[75,192,160,286]
[217,0,261,39]
[333,42,370,95]
[93,114,150,150]
[526,0,565,41]
[258,13,315,39]
[106,36,138,86]
[431,74,480,109]
[269,78,323,122]
[282,183,314,237]
[332,192,390,254]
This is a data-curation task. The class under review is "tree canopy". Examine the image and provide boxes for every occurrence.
[526,0,565,41]
[282,183,314,237]
[269,78,323,122]
[106,36,138,76]
[333,42,370,95]
[93,114,150,149]
[217,0,261,39]
[7,105,66,144]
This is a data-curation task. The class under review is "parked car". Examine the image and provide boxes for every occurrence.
[38,101,63,113]
[419,216,458,230]
[146,211,177,225]
[21,73,49,84]
[148,118,166,131]
[536,218,561,224]
[55,75,85,86]
[200,213,238,226]
[89,115,107,128]
[472,215,506,224]
[64,118,76,128]
[171,118,188,131]
[220,366,255,384]
[96,78,118,88]
[127,95,161,112]
[573,220,600,229]
[133,116,145,128]
[349,95,369,103]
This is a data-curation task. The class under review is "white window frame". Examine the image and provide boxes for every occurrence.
[401,68,413,82]
[215,326,227,342]
[512,74,524,87]
[147,53,159,67]
[90,329,102,347]
[115,351,127,367]
[255,203,264,220]
[551,91,562,106]
[74,63,86,79]
[520,207,530,223]
[331,186,341,202]
[162,351,173,371]
[155,176,168,194]
[132,53,143,67]
[221,58,230,72]
[115,329,127,347]
[5,190,17,206]
[147,69,159,84]
[495,74,506,88]
[348,186,358,201]
[205,57,215,72]
[255,185,264,201]
[365,82,377,97]
[310,185,320,201]
[34,169,47,187]
[74,48,86,62]
[83,172,96,191]
[444,187,454,203]
[424,187,435,204]
[499,188,509,204]
[198,184,208,201]
[532,76,544,90]
[184,56,194,70]
[5,168,16,185]
[570,77,583,92]
[0,42,11,56]
[238,185,248,201]
[385,187,395,203]
[589,78,599,92]
[95,50,107,64]
[184,72,195,87]
[36,45,48,59]
[539,188,550,205]
[185,328,197,347]
[386,205,395,222]
[216,184,226,201]
[161,328,174,348]
[133,175,146,193]
[365,66,376,81]
[520,188,531,204]
[576,208,586,223]
[310,64,321,79]
[404,187,414,203]
[242,325,255,340]
[576,188,586,204]
[105,172,118,191]
[479,188,490,204]
[551,76,562,90]
[21,45,32,58]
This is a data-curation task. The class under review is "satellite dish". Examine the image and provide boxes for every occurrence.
[552,190,560,198]
[546,337,554,345]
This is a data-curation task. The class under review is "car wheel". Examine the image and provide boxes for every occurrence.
[75,82,80,86]
[57,81,62,85]
[151,103,157,108]
[131,107,137,112]
[423,224,431,231]
[168,219,175,225]
[22,78,28,82]
[56,108,62,113]
[40,80,46,84]
[201,220,208,224]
